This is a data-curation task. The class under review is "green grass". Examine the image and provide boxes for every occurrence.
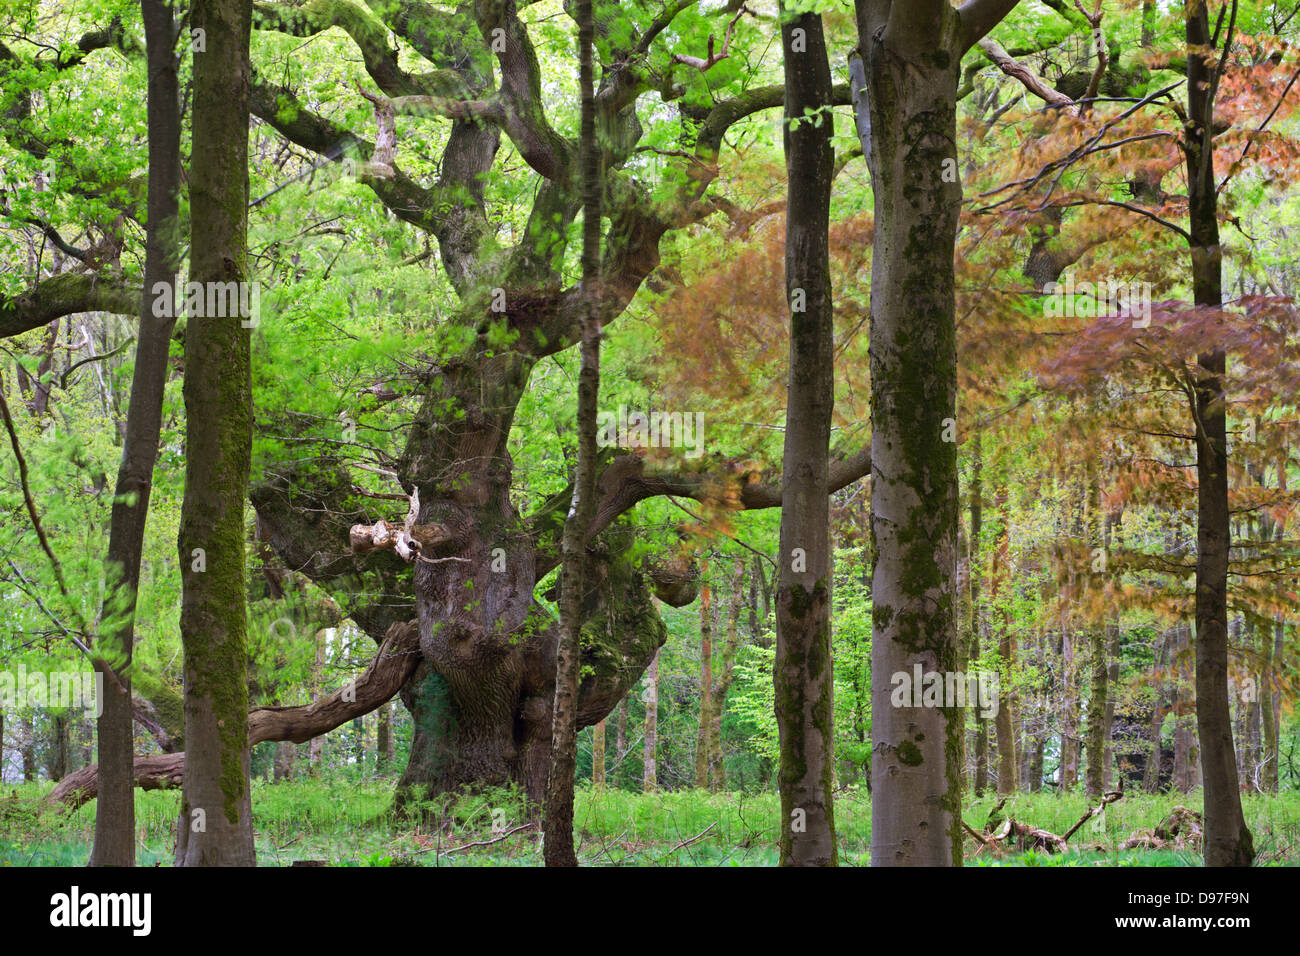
[3,774,1297,866]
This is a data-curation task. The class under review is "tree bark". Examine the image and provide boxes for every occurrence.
[309,629,325,772]
[1185,0,1254,867]
[541,0,601,867]
[968,435,987,795]
[1085,470,1108,798]
[695,560,713,789]
[708,558,745,791]
[22,716,36,781]
[854,0,1020,865]
[776,1,836,867]
[50,712,70,782]
[175,0,255,867]
[591,719,605,788]
[377,701,392,772]
[89,0,182,868]
[991,489,1018,795]
[643,649,658,792]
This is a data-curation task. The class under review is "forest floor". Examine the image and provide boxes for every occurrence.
[3,773,1298,866]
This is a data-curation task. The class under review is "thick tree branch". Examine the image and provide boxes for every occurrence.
[978,37,1079,116]
[474,0,572,181]
[530,447,872,581]
[957,0,1021,54]
[0,272,139,340]
[46,621,421,809]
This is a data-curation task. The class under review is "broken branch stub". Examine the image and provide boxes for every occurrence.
[349,487,452,562]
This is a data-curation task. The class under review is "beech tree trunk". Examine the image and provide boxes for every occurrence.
[968,435,987,795]
[616,698,627,764]
[1185,0,1253,867]
[854,0,1019,866]
[591,719,605,788]
[377,701,392,772]
[1085,470,1108,798]
[1142,630,1169,793]
[22,717,36,780]
[708,559,745,791]
[776,1,836,867]
[175,0,255,867]
[695,562,713,789]
[991,489,1018,795]
[50,712,69,781]
[89,0,181,868]
[643,649,658,792]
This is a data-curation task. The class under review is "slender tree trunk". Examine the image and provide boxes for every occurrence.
[1084,470,1109,798]
[50,712,69,781]
[990,489,1018,795]
[968,435,987,795]
[1173,622,1198,792]
[377,701,392,772]
[273,741,295,782]
[21,716,35,781]
[309,629,325,772]
[708,558,745,791]
[1028,737,1045,793]
[616,698,627,765]
[775,1,836,867]
[642,649,658,792]
[1261,619,1280,793]
[695,560,713,789]
[89,0,182,869]
[591,719,605,789]
[1263,459,1285,793]
[541,0,601,868]
[1186,0,1253,866]
[1103,557,1121,789]
[1085,624,1108,798]
[175,0,255,867]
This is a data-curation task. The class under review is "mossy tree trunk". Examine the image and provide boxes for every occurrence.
[175,0,255,867]
[695,561,713,789]
[643,649,658,792]
[707,558,745,792]
[591,719,605,788]
[89,0,182,868]
[853,0,1019,866]
[991,488,1018,795]
[776,1,837,867]
[968,435,988,795]
[541,0,600,866]
[376,701,392,772]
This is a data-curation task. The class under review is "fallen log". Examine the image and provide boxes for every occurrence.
[46,621,420,810]
[961,788,1125,855]
[1121,804,1203,851]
